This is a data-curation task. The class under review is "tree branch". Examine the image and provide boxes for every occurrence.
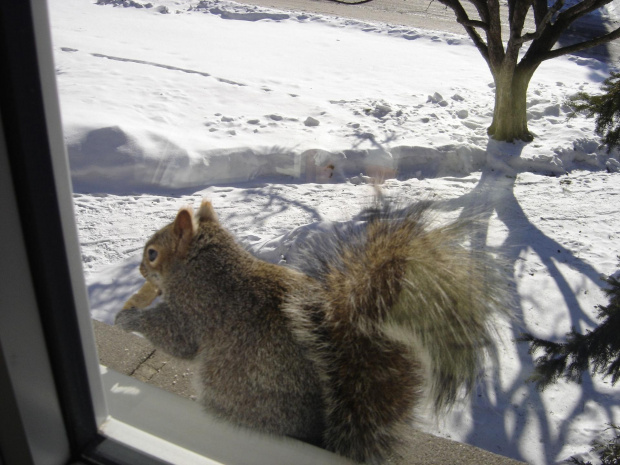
[539,26,620,61]
[532,0,548,24]
[467,0,489,23]
[514,0,564,45]
[439,0,488,30]
[327,0,377,4]
[459,18,489,30]
[507,0,525,29]
[533,0,563,28]
[437,0,490,62]
[486,0,505,64]
[559,0,612,23]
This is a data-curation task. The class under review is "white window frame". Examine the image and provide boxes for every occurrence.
[0,1,349,463]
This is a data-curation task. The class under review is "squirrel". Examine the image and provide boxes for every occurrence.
[115,199,506,463]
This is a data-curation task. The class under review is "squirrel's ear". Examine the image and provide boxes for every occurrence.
[197,200,218,224]
[173,207,196,255]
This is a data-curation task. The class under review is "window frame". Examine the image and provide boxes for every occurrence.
[0,2,349,464]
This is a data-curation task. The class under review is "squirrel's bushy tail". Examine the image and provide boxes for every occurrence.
[287,202,505,463]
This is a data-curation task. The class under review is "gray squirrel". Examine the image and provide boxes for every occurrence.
[115,199,505,463]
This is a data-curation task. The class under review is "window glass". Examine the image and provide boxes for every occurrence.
[46,1,620,464]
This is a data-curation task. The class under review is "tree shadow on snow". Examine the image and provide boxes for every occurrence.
[224,183,325,226]
[432,138,613,463]
[87,256,144,325]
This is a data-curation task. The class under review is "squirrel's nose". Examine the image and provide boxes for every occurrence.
[139,263,146,277]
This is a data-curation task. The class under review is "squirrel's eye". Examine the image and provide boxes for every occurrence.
[147,248,158,262]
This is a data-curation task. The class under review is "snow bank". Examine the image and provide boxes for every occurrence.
[66,120,617,194]
[67,123,492,193]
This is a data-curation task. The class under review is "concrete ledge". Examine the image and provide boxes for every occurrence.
[93,319,196,399]
[93,320,525,464]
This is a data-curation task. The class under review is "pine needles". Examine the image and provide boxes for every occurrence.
[521,276,620,391]
[565,424,620,465]
[567,72,620,152]
[521,276,620,463]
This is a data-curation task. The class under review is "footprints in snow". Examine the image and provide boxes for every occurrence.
[61,47,247,87]
[204,113,322,136]
[60,47,592,144]
[327,94,486,141]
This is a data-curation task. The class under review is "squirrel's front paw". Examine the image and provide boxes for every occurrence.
[123,281,160,310]
[115,308,142,332]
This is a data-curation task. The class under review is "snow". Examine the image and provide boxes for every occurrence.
[48,0,620,463]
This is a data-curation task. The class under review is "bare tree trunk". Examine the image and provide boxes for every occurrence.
[487,65,537,142]
[431,0,620,143]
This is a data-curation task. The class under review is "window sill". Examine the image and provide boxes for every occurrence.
[99,367,351,465]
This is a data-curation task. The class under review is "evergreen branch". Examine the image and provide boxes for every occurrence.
[567,72,620,151]
[568,424,620,464]
[521,277,620,390]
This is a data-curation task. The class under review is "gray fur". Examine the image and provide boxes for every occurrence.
[115,200,507,463]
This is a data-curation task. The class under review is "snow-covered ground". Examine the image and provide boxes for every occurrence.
[48,0,620,463]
